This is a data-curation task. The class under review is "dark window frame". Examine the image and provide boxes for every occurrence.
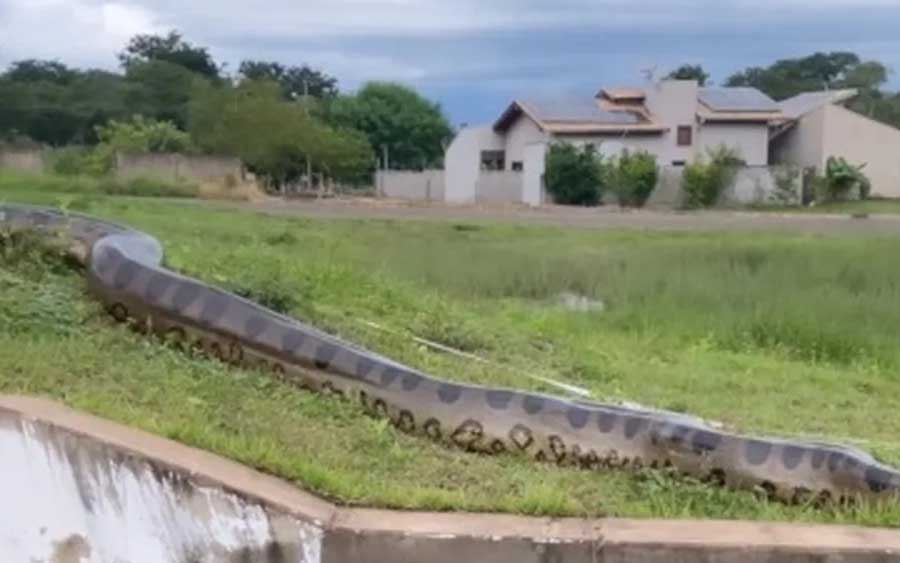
[677,125,693,147]
[480,150,506,171]
[511,161,524,172]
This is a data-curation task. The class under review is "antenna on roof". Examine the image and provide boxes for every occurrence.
[640,64,659,84]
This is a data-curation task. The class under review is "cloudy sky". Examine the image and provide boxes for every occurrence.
[2,0,899,125]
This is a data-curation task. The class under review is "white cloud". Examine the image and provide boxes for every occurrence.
[0,0,161,68]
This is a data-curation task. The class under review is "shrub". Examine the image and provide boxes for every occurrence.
[822,156,871,201]
[608,150,658,207]
[95,116,193,155]
[682,145,743,208]
[48,147,111,177]
[544,143,605,206]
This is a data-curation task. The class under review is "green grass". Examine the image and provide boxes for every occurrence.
[3,184,900,526]
[0,171,198,199]
[757,198,900,216]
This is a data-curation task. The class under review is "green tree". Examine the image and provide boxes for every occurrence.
[238,60,338,99]
[0,62,136,146]
[725,52,885,100]
[5,59,76,85]
[667,64,710,86]
[119,31,220,79]
[327,82,452,170]
[124,60,201,128]
[189,80,372,189]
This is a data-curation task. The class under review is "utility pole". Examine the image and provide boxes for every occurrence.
[382,145,390,171]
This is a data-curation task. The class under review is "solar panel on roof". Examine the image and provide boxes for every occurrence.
[699,88,779,112]
[522,99,639,124]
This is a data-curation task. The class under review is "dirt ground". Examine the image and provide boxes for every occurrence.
[191,197,900,236]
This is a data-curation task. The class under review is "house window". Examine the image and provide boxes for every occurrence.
[671,160,687,167]
[511,161,524,172]
[677,126,693,147]
[480,150,505,171]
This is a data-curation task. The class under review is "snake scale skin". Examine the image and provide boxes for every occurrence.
[2,203,899,503]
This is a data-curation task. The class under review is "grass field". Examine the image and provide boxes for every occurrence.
[3,181,900,526]
[756,198,900,216]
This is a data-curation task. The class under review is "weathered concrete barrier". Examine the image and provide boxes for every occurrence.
[1,396,899,563]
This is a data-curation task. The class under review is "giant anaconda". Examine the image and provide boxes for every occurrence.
[2,203,898,503]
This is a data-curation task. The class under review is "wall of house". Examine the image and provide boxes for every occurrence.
[697,123,769,166]
[376,170,445,201]
[771,106,826,171]
[554,133,669,161]
[445,126,505,203]
[644,80,698,165]
[822,104,900,198]
[475,171,523,203]
[504,116,547,170]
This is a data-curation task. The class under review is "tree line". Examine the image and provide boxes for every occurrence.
[0,31,454,190]
[667,52,900,129]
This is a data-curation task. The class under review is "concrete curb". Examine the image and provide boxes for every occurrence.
[3,395,899,563]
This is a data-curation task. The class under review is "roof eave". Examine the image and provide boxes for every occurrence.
[493,101,546,133]
[546,123,669,135]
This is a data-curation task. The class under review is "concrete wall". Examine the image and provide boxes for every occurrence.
[115,153,243,184]
[0,400,322,563]
[822,104,900,198]
[445,126,505,203]
[771,106,827,170]
[0,148,46,174]
[504,116,547,171]
[522,143,547,206]
[646,165,800,208]
[475,171,523,203]
[645,165,686,208]
[698,123,770,166]
[723,165,801,205]
[377,170,445,201]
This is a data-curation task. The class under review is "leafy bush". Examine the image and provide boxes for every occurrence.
[48,147,110,177]
[823,156,871,201]
[682,145,743,208]
[607,150,658,207]
[544,143,605,206]
[95,115,193,154]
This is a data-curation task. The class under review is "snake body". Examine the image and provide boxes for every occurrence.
[2,203,899,503]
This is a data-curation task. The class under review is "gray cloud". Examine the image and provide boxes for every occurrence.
[1,0,899,124]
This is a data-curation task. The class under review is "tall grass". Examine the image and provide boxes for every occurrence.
[0,172,198,199]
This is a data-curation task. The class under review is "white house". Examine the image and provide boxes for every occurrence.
[444,80,782,204]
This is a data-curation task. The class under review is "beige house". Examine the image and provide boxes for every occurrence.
[771,90,900,198]
[444,80,782,204]
[438,79,900,206]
